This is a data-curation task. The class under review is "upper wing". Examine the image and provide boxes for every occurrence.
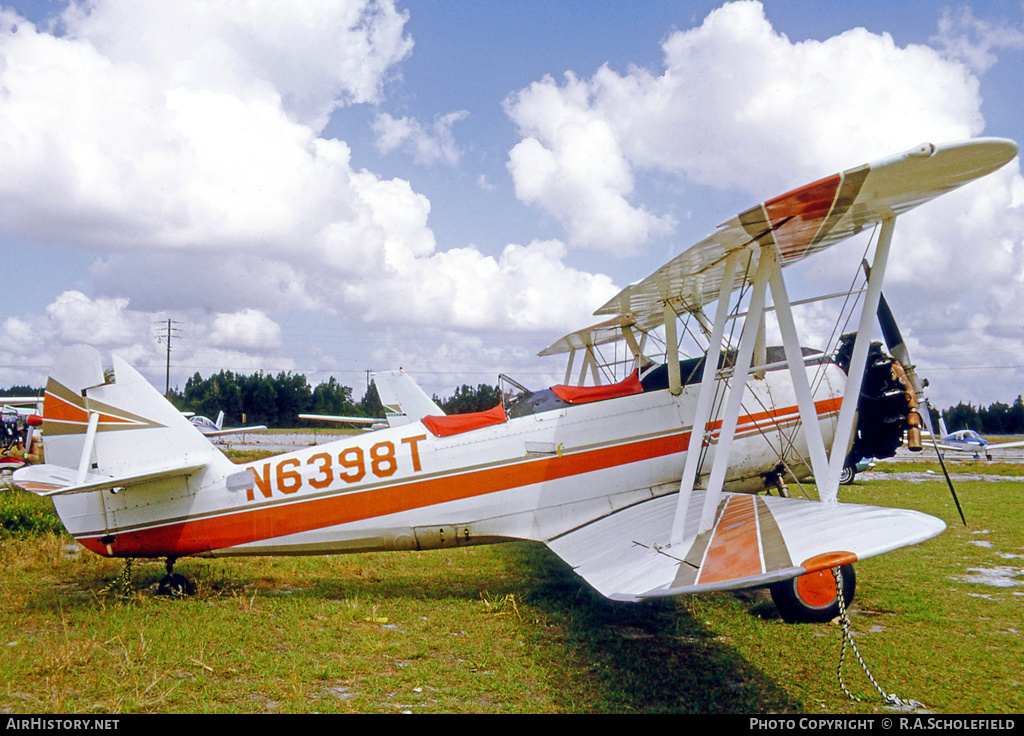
[541,138,1017,355]
[546,491,945,602]
[538,315,641,357]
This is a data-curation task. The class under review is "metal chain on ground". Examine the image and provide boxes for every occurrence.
[833,567,925,710]
[97,558,135,599]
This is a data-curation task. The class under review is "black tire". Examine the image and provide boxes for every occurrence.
[839,465,855,485]
[769,564,856,623]
[157,573,195,597]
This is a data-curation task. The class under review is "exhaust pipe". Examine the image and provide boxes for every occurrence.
[891,360,923,452]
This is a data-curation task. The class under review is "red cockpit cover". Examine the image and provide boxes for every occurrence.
[550,372,643,404]
[421,403,508,437]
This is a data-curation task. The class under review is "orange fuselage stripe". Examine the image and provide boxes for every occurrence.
[77,396,842,558]
[81,428,691,557]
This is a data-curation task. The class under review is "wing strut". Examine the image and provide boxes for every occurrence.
[767,251,831,484]
[670,216,897,543]
[696,244,773,533]
[670,250,741,544]
[820,215,896,502]
[663,302,682,395]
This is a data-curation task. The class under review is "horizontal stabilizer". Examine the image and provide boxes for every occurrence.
[13,461,207,497]
[546,492,945,602]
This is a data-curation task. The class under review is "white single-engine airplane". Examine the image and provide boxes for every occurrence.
[188,411,268,437]
[929,418,1024,460]
[299,369,446,431]
[13,138,1017,623]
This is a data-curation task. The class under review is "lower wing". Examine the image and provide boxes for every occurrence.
[546,491,945,602]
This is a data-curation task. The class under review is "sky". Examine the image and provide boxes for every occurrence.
[0,0,1023,410]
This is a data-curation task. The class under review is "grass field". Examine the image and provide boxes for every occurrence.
[0,463,1021,714]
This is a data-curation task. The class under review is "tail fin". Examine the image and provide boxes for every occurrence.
[372,369,444,427]
[939,416,949,437]
[215,410,225,430]
[42,345,235,478]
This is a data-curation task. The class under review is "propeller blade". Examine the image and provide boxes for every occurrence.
[861,260,967,526]
[863,260,915,379]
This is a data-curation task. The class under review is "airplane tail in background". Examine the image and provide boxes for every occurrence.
[939,416,949,437]
[214,411,225,430]
[41,345,235,480]
[372,369,444,426]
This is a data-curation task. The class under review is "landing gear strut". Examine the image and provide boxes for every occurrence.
[157,558,195,597]
[770,564,856,623]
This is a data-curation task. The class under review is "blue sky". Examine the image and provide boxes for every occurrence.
[0,0,1023,410]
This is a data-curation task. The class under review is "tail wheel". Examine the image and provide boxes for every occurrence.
[157,573,195,597]
[770,564,856,623]
[157,557,195,597]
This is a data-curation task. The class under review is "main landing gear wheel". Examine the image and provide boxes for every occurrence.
[157,558,195,597]
[839,465,856,485]
[769,564,856,624]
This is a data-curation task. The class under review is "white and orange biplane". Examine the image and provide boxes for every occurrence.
[13,138,1017,622]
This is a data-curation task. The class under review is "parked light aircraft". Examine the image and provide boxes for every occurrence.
[12,138,1017,623]
[299,369,445,431]
[188,411,268,437]
[0,396,44,469]
[929,418,1024,460]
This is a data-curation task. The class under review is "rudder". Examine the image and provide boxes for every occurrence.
[41,345,234,478]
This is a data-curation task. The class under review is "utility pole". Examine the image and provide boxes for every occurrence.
[155,318,181,396]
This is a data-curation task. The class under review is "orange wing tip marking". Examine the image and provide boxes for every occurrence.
[794,552,858,608]
[800,551,858,574]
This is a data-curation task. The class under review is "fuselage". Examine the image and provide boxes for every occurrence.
[56,362,848,560]
[941,429,987,448]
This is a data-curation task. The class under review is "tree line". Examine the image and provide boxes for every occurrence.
[175,371,505,427]
[168,370,377,427]
[168,371,502,427]
[930,397,1024,436]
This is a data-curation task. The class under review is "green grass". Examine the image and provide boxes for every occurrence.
[870,458,1024,476]
[0,470,1021,714]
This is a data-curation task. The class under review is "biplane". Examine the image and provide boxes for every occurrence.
[12,137,1017,622]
